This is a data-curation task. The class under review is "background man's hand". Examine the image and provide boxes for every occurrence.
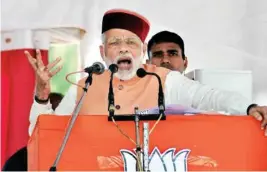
[249,105,267,136]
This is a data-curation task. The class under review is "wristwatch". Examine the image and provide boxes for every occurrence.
[34,95,49,104]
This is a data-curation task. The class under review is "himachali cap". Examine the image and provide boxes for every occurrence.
[102,9,150,42]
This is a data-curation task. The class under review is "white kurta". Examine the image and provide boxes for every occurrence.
[29,71,252,135]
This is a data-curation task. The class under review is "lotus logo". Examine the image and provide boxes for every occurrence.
[120,147,190,172]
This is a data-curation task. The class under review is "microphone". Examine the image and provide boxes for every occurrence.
[83,62,105,85]
[136,68,165,114]
[136,68,147,78]
[84,62,105,74]
[108,64,118,117]
[109,63,118,73]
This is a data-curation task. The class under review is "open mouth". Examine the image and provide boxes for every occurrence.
[117,57,132,70]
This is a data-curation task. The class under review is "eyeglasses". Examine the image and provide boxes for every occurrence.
[105,36,142,49]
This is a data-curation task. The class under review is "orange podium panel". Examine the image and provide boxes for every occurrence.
[28,115,267,171]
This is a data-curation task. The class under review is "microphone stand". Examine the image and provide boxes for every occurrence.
[150,73,165,116]
[134,107,143,171]
[143,122,149,172]
[108,70,116,117]
[49,72,93,171]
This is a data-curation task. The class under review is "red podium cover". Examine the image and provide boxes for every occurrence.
[28,115,267,171]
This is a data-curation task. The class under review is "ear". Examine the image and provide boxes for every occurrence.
[146,59,150,64]
[99,45,105,61]
[184,56,188,70]
[142,42,147,56]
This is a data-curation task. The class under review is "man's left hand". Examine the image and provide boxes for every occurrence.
[249,106,267,136]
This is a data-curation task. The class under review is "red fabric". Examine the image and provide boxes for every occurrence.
[102,9,150,42]
[1,49,48,167]
[28,115,267,171]
[1,55,10,168]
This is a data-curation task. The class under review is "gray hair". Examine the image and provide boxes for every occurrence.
[101,33,106,44]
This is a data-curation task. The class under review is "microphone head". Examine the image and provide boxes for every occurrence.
[93,62,105,74]
[109,64,118,73]
[136,68,147,78]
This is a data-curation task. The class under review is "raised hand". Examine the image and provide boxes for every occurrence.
[25,49,62,101]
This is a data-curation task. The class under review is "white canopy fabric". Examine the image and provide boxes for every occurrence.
[1,0,88,44]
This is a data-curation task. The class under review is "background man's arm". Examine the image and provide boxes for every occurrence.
[164,71,252,114]
[29,85,77,135]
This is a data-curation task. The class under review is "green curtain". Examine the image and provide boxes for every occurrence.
[48,43,79,96]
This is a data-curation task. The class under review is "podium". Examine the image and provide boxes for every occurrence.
[28,114,267,171]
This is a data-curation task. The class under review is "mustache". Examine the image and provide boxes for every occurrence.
[115,54,134,63]
[160,63,173,69]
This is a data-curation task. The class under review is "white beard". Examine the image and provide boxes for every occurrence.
[103,53,143,80]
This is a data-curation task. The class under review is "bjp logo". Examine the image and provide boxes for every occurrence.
[120,147,190,172]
